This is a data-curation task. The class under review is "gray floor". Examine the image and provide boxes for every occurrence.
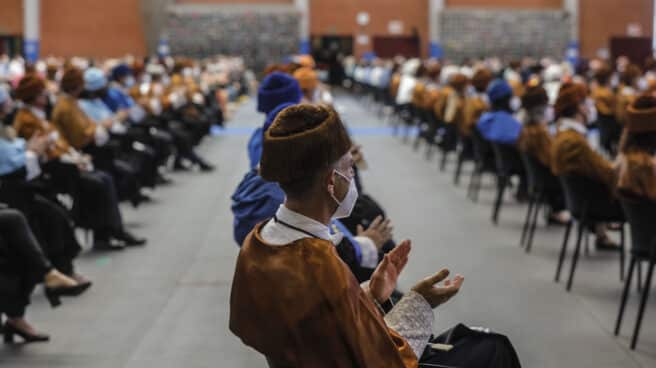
[1,93,655,367]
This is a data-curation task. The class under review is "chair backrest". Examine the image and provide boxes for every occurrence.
[491,142,522,177]
[558,174,610,218]
[520,152,554,192]
[619,193,656,256]
[266,357,294,368]
[471,128,493,167]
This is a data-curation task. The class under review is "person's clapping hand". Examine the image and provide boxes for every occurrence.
[369,240,411,304]
[27,133,50,156]
[412,269,464,309]
[357,215,393,250]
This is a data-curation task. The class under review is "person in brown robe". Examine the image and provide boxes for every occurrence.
[551,83,621,250]
[230,104,466,367]
[517,85,568,223]
[616,94,656,201]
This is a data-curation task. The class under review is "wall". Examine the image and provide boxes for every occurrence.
[579,0,653,58]
[440,8,570,61]
[446,0,562,8]
[309,0,430,58]
[39,0,147,58]
[177,0,292,3]
[0,0,22,36]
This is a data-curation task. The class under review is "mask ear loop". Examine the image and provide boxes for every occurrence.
[330,169,351,205]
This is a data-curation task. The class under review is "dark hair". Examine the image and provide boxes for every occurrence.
[491,96,512,112]
[619,95,656,154]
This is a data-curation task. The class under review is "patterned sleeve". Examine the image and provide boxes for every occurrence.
[384,291,434,359]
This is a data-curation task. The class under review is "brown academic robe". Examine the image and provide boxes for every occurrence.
[461,95,488,137]
[50,94,96,150]
[411,82,426,110]
[13,108,70,160]
[518,124,553,168]
[616,151,656,201]
[390,74,401,101]
[230,224,418,368]
[551,129,617,191]
[615,87,636,125]
[591,85,616,117]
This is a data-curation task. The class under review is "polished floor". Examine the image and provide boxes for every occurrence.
[1,93,655,368]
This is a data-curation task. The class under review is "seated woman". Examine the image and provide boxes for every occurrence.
[551,83,621,250]
[616,94,656,200]
[0,208,89,343]
[517,84,569,224]
[51,67,143,207]
[12,74,145,250]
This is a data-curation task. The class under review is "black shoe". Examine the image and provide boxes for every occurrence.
[198,161,215,172]
[130,193,152,208]
[173,160,191,171]
[3,322,49,344]
[155,173,173,185]
[114,231,147,246]
[44,282,92,308]
[93,239,125,252]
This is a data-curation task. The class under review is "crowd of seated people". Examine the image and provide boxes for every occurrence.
[229,55,522,368]
[344,53,656,350]
[0,54,248,344]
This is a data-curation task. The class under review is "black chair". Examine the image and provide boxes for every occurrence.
[518,152,559,252]
[453,135,474,186]
[266,357,293,368]
[614,194,656,350]
[490,143,524,225]
[595,114,622,157]
[466,128,495,202]
[554,174,626,291]
[436,123,459,172]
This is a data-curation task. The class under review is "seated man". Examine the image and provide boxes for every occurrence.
[232,102,390,282]
[231,104,519,367]
[477,79,522,145]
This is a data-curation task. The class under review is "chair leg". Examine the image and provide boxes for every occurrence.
[473,171,482,202]
[440,150,449,172]
[637,262,643,293]
[555,220,573,282]
[413,126,422,151]
[520,195,535,247]
[492,176,507,225]
[526,197,543,253]
[454,153,465,185]
[619,227,625,282]
[630,260,655,350]
[615,257,636,336]
[467,169,476,200]
[566,220,586,291]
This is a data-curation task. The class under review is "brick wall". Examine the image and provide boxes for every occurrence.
[310,0,430,58]
[0,0,22,36]
[40,0,147,58]
[440,8,571,61]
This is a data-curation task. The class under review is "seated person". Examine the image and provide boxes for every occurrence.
[0,208,89,344]
[517,85,569,224]
[12,74,144,250]
[616,94,656,200]
[231,104,518,367]
[248,72,302,169]
[232,103,390,282]
[293,67,334,105]
[551,83,621,250]
[477,79,522,145]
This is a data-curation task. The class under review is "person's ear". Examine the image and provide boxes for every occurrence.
[326,169,336,195]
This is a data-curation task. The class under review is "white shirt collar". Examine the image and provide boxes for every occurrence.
[558,117,587,135]
[260,205,344,246]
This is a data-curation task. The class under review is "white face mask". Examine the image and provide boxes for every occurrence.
[510,96,521,112]
[330,170,358,219]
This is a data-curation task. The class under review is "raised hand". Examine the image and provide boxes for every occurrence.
[411,269,464,309]
[369,240,411,303]
[357,215,393,250]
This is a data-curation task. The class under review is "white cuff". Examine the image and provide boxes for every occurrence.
[24,150,41,180]
[94,126,110,146]
[354,236,380,269]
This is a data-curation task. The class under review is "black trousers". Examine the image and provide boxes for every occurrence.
[30,195,81,276]
[76,170,123,240]
[0,209,52,318]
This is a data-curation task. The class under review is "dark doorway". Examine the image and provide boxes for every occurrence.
[372,36,420,59]
[311,35,353,85]
[610,36,653,66]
